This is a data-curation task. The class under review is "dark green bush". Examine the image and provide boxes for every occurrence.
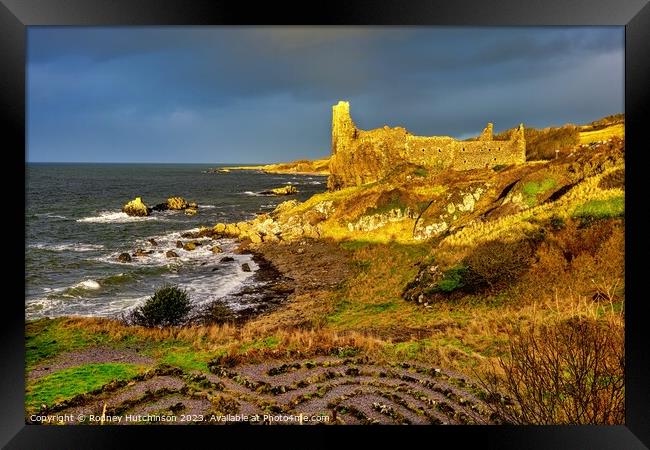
[128,285,192,327]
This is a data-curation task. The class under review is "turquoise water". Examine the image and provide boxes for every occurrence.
[25,163,327,319]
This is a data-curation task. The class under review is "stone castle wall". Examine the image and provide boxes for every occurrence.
[327,101,526,190]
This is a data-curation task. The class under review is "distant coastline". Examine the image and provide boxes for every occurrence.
[215,157,330,176]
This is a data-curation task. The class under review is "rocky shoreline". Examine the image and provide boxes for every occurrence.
[193,250,295,325]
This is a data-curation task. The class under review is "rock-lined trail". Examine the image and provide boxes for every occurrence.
[30,351,501,425]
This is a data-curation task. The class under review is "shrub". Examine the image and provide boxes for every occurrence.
[127,285,192,327]
[464,239,535,289]
[477,317,624,424]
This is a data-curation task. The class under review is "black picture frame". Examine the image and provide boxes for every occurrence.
[2,0,648,448]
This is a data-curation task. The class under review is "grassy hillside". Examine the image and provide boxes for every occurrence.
[26,115,625,425]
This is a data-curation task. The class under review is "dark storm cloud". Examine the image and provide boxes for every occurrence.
[27,27,623,163]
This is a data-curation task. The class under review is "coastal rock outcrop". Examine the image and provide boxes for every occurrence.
[166,250,179,258]
[122,197,151,217]
[260,186,298,196]
[151,196,198,214]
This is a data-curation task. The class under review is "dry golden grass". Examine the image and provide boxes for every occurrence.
[579,124,624,144]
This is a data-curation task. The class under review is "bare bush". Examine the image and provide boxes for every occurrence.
[477,316,624,424]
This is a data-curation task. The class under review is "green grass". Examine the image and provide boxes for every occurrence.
[25,318,114,369]
[413,166,429,178]
[573,196,624,219]
[363,301,397,313]
[26,363,143,411]
[522,178,557,206]
[339,240,373,251]
[427,265,469,293]
[159,348,212,372]
[239,335,281,353]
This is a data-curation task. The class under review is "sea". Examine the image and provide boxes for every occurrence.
[25,163,327,320]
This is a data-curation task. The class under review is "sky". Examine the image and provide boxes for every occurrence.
[27,27,624,164]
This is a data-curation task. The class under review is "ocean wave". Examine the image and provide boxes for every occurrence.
[198,204,216,209]
[76,211,164,224]
[30,242,105,252]
[241,191,266,197]
[35,213,69,220]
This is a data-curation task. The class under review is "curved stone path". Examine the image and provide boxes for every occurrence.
[29,354,503,425]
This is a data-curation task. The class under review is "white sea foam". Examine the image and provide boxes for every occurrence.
[74,279,101,290]
[26,226,259,320]
[30,242,105,252]
[76,211,164,223]
[242,191,265,197]
[35,213,69,220]
[198,204,216,209]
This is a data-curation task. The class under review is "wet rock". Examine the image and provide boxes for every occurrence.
[133,248,152,257]
[151,202,168,212]
[210,245,223,254]
[166,250,179,258]
[183,242,197,251]
[118,252,132,263]
[184,207,198,216]
[260,185,298,196]
[148,238,158,246]
[176,240,183,249]
[167,196,189,210]
[241,263,252,272]
[122,197,150,217]
[213,223,227,234]
[220,256,235,263]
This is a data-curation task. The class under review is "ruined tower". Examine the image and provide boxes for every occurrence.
[327,101,526,191]
[331,101,356,154]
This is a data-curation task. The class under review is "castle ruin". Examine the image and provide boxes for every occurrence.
[327,101,526,190]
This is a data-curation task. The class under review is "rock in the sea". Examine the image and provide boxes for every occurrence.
[261,185,298,196]
[133,248,152,257]
[241,263,252,272]
[220,256,235,263]
[151,202,168,212]
[183,242,197,251]
[122,197,151,217]
[176,240,184,248]
[213,223,227,234]
[188,202,198,209]
[148,238,158,246]
[167,196,189,210]
[210,245,223,254]
[118,252,132,263]
[184,207,198,216]
[166,250,179,258]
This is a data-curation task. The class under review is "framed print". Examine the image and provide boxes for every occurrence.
[2,0,649,448]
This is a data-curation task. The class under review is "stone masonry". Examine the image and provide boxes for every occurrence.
[327,101,526,190]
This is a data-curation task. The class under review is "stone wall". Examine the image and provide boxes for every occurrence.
[327,101,526,190]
